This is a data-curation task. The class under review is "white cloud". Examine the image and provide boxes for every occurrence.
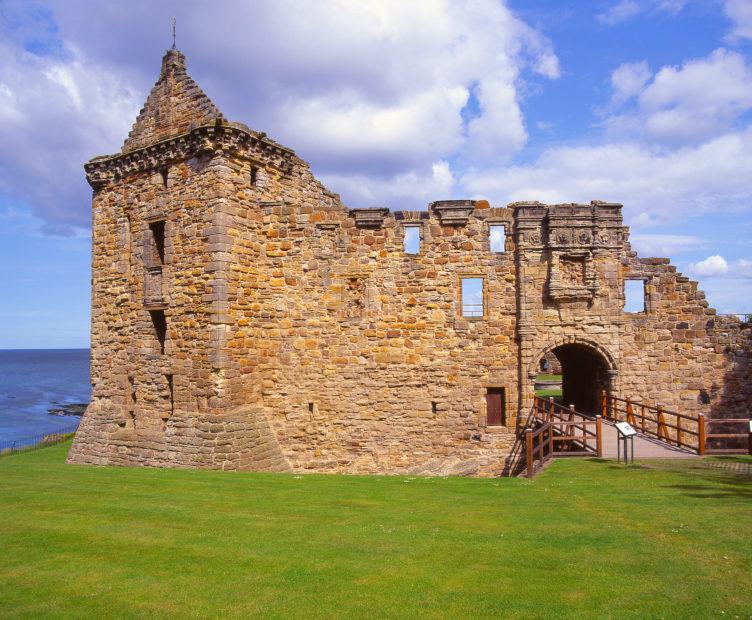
[689,254,729,276]
[735,258,752,277]
[597,1,642,25]
[460,127,752,226]
[596,0,687,25]
[610,61,652,106]
[0,0,561,225]
[724,0,752,41]
[0,41,139,232]
[605,49,752,146]
[630,234,705,256]
[638,49,752,145]
[319,161,455,210]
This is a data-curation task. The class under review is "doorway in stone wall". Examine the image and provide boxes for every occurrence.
[535,343,611,416]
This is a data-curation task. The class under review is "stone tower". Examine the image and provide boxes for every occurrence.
[69,49,750,475]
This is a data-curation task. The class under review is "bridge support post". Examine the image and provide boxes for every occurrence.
[525,429,534,478]
[595,415,603,457]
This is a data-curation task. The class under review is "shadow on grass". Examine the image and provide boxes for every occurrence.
[663,464,752,501]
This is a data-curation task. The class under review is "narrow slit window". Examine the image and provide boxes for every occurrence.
[624,279,646,313]
[489,225,506,253]
[461,277,484,318]
[250,165,259,186]
[159,167,168,188]
[404,225,420,254]
[150,309,167,354]
[148,220,166,265]
[166,374,174,416]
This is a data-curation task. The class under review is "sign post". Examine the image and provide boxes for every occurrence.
[615,421,637,464]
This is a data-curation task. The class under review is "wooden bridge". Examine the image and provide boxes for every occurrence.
[520,393,751,477]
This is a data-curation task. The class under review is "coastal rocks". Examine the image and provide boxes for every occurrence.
[48,403,88,417]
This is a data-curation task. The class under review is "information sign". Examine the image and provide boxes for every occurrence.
[616,422,637,437]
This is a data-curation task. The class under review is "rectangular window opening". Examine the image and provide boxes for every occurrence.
[624,279,646,313]
[461,277,484,318]
[431,401,438,416]
[489,224,506,253]
[404,225,421,254]
[159,166,168,188]
[486,387,506,426]
[250,165,259,186]
[150,309,167,354]
[148,220,166,265]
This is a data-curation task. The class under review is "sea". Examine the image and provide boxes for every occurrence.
[0,349,90,444]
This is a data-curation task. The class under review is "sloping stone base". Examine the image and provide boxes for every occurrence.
[67,403,291,472]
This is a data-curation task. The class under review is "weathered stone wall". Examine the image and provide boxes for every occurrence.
[69,48,751,476]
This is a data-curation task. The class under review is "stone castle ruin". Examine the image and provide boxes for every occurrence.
[68,49,751,475]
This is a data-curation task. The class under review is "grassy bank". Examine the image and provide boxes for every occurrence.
[0,443,750,618]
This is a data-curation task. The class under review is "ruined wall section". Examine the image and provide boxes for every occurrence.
[220,156,521,475]
[619,249,750,419]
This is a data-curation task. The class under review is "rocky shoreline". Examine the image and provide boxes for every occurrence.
[47,403,88,417]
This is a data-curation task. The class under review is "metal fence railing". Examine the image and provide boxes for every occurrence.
[0,422,79,456]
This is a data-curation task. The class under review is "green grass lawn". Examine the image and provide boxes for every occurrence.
[1,443,750,618]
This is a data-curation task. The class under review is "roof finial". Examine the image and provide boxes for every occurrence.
[172,17,177,50]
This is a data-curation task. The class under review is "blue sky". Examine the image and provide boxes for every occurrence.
[0,0,751,348]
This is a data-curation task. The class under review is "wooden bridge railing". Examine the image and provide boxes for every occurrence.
[601,391,751,456]
[525,396,603,477]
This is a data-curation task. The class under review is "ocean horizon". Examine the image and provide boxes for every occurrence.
[0,348,90,443]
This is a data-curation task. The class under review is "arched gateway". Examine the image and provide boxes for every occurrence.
[534,341,615,416]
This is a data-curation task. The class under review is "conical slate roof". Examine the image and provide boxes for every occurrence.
[121,48,225,153]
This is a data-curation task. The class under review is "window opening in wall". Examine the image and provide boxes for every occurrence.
[148,220,166,265]
[489,224,506,253]
[125,375,136,428]
[486,387,506,426]
[624,279,646,313]
[150,309,167,354]
[166,374,174,416]
[159,167,168,188]
[250,165,259,186]
[431,401,438,416]
[461,277,484,317]
[404,225,421,254]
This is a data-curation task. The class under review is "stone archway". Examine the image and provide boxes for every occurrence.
[532,339,616,416]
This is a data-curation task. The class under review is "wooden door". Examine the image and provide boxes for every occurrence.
[486,388,506,426]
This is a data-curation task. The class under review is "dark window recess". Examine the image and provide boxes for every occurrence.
[166,374,174,415]
[698,389,711,405]
[431,401,438,415]
[149,220,166,265]
[250,166,259,186]
[486,388,506,426]
[126,376,136,427]
[150,310,167,354]
[159,167,168,188]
